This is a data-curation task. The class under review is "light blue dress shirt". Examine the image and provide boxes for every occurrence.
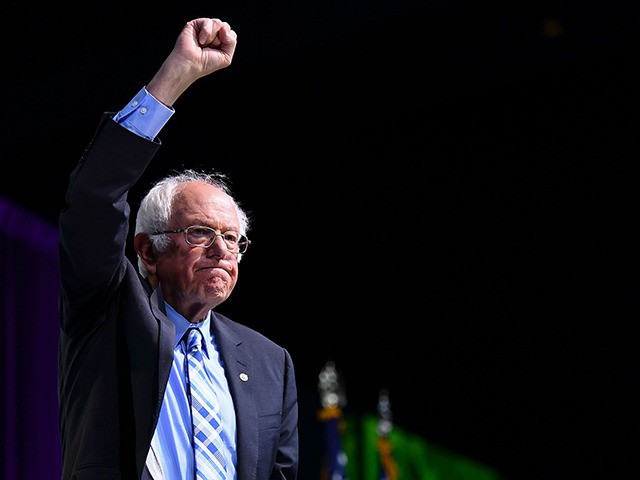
[113,87,174,140]
[114,88,237,479]
[149,306,237,479]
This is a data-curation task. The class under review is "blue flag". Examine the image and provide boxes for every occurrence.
[318,361,349,480]
[318,406,348,480]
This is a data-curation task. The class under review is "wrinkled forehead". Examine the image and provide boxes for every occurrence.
[172,182,238,225]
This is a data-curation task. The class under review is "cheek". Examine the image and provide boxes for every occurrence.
[229,263,239,281]
[156,247,198,278]
[227,268,239,290]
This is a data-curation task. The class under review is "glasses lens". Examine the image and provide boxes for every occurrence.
[237,236,249,254]
[185,226,213,247]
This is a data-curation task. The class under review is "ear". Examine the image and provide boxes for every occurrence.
[134,233,157,276]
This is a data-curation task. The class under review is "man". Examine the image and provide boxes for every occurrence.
[58,17,298,479]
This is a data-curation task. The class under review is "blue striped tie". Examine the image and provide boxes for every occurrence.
[185,328,227,480]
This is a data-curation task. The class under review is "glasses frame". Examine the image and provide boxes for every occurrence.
[152,225,251,254]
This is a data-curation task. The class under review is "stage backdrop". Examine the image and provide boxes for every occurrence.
[1,196,62,479]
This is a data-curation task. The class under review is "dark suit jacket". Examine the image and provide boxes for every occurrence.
[58,114,299,479]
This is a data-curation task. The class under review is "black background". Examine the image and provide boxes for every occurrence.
[3,1,640,479]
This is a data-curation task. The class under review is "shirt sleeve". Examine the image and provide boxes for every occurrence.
[112,86,175,140]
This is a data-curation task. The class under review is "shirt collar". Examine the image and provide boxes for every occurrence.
[165,302,212,358]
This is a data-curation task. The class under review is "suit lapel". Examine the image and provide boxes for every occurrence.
[150,287,176,412]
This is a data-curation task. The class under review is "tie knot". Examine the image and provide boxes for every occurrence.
[186,328,203,353]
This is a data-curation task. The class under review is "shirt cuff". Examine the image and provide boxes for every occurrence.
[113,87,175,140]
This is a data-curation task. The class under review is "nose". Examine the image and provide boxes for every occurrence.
[206,234,228,258]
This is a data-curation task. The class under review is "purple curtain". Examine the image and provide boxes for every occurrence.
[1,196,62,479]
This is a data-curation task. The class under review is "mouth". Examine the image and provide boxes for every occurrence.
[196,265,229,275]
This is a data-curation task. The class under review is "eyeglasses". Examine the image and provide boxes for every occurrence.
[152,225,251,254]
